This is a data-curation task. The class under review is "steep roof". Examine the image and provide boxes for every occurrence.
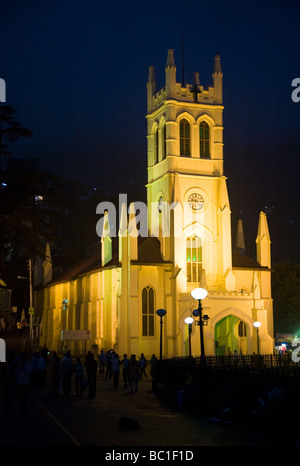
[42,236,171,287]
[232,249,268,270]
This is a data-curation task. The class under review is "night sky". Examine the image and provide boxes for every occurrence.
[1,0,300,263]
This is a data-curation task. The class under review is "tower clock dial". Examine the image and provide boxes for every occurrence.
[188,193,204,211]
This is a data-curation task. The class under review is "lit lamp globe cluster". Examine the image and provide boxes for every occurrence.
[156,288,209,361]
[253,321,261,354]
[190,287,209,362]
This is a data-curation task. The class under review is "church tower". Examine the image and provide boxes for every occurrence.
[146,50,231,292]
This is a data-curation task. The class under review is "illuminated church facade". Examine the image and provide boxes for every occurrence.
[36,50,274,358]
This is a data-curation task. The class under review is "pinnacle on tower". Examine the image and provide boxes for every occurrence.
[147,66,156,87]
[166,49,175,68]
[147,65,157,112]
[212,54,223,103]
[213,54,222,75]
[193,72,200,86]
[165,49,176,98]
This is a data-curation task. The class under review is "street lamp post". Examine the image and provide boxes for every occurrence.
[156,309,167,360]
[191,288,208,363]
[184,317,194,357]
[253,321,261,354]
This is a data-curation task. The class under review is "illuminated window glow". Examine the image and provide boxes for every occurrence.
[186,236,202,282]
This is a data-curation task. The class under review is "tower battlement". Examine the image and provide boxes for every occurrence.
[147,50,223,114]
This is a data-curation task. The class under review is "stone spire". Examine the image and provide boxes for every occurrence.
[236,219,246,254]
[256,211,271,268]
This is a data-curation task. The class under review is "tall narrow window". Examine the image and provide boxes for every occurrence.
[180,119,190,156]
[186,236,202,282]
[199,121,210,158]
[142,286,155,336]
[153,128,158,164]
[162,123,167,160]
[238,321,247,337]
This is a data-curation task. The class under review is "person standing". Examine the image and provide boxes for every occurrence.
[129,354,140,393]
[49,354,61,396]
[121,354,129,388]
[85,352,97,398]
[60,351,73,396]
[37,353,47,387]
[74,357,84,396]
[111,353,120,389]
[105,351,113,380]
[15,352,33,415]
[98,350,106,375]
[139,353,147,379]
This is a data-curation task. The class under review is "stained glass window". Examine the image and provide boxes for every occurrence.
[142,286,155,336]
[186,236,202,282]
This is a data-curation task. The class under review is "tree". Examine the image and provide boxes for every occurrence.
[272,261,300,334]
[0,104,33,171]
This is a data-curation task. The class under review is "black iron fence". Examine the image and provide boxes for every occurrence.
[152,354,300,446]
[152,354,300,410]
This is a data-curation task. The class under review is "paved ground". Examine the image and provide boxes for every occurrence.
[0,369,283,449]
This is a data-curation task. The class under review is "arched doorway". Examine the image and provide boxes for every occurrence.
[214,315,249,355]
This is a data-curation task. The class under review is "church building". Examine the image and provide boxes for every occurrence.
[35,50,274,358]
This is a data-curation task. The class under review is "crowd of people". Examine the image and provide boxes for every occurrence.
[0,346,158,417]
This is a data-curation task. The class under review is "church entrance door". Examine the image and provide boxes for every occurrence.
[214,315,248,356]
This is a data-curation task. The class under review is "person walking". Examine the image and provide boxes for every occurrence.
[139,353,147,379]
[129,354,140,393]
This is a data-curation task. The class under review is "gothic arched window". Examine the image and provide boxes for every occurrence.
[199,121,210,158]
[142,286,155,336]
[180,119,191,156]
[186,236,202,282]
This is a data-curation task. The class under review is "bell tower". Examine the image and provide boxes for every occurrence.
[146,50,232,291]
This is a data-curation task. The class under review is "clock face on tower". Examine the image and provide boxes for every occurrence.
[188,193,204,211]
